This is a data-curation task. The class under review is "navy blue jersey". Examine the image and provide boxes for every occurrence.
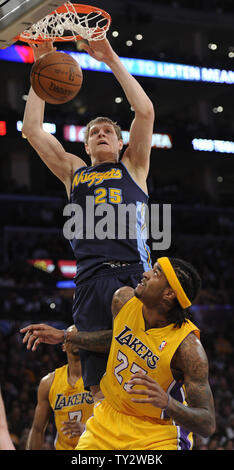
[68,160,151,281]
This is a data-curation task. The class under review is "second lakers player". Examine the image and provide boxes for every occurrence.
[26,326,94,450]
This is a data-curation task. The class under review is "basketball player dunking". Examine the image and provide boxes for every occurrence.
[22,38,154,397]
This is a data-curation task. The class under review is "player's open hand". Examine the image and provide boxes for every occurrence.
[127,372,169,410]
[20,323,64,351]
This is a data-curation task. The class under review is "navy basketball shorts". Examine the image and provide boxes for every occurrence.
[72,263,145,390]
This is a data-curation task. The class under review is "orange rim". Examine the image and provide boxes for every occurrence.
[14,3,111,44]
[53,3,111,19]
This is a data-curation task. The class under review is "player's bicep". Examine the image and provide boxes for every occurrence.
[178,334,215,412]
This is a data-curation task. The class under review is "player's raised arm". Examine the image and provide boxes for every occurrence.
[82,39,155,187]
[22,43,86,196]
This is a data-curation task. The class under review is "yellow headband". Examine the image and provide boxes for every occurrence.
[157,257,192,309]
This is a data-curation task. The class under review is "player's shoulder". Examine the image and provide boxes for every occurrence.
[39,371,55,393]
[174,331,208,376]
[111,286,135,319]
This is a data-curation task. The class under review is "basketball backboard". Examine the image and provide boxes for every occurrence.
[0,0,66,48]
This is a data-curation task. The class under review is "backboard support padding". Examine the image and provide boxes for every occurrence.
[0,0,67,48]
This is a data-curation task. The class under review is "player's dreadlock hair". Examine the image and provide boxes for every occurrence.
[166,258,202,328]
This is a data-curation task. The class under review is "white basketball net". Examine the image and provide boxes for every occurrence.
[19,2,110,42]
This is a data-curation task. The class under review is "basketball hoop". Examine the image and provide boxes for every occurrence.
[14,2,111,44]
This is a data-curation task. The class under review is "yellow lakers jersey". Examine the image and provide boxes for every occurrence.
[49,364,94,450]
[101,296,200,422]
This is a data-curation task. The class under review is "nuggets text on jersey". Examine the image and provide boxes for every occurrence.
[72,168,122,190]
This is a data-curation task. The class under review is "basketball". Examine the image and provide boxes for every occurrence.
[30,51,83,104]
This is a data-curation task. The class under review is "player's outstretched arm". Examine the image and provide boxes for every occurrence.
[22,43,85,196]
[20,323,112,353]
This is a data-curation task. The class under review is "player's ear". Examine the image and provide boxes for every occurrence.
[163,288,176,304]
[118,139,124,151]
[85,143,90,155]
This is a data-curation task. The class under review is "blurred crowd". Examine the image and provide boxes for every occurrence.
[192,304,234,449]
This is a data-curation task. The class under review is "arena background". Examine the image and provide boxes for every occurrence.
[0,0,234,451]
